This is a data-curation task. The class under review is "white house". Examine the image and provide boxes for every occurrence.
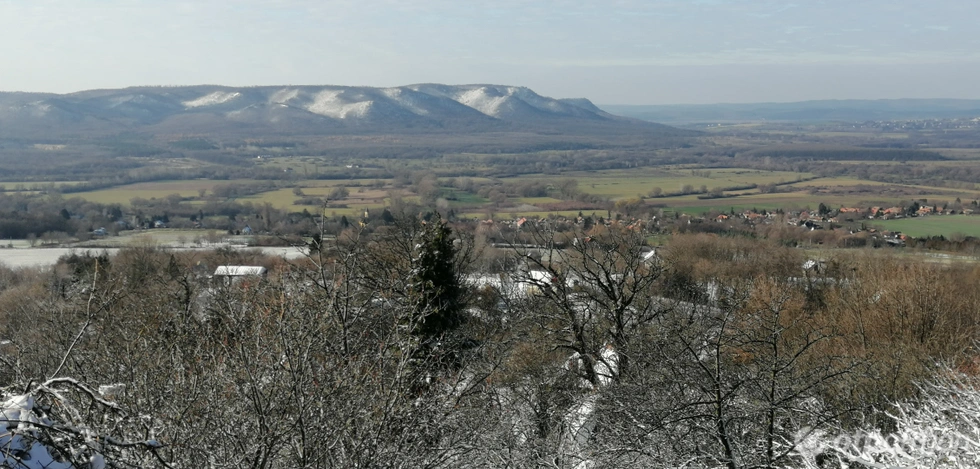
[213,265,267,285]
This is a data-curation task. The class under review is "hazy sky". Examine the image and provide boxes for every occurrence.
[2,0,978,104]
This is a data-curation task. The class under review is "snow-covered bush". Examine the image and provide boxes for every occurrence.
[796,370,980,468]
[0,378,168,469]
[0,394,83,469]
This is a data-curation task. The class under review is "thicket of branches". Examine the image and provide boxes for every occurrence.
[0,220,979,467]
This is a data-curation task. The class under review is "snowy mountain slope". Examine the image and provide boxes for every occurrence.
[0,84,688,138]
[183,91,242,108]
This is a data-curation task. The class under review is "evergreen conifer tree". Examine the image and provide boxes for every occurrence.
[408,213,463,344]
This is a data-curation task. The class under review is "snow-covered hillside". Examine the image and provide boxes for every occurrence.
[182,91,241,108]
[0,84,696,139]
[168,84,607,122]
[0,84,636,127]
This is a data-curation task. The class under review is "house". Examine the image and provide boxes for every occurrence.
[465,270,567,299]
[641,248,659,264]
[213,265,268,285]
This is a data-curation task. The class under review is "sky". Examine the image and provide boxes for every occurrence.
[1,0,978,104]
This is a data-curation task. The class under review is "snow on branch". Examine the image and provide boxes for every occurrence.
[795,369,980,468]
[0,379,173,469]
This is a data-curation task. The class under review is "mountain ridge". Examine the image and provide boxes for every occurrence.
[0,84,688,139]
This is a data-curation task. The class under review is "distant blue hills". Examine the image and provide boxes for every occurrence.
[602,99,980,125]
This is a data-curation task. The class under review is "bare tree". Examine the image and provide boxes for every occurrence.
[511,222,662,387]
[591,276,854,468]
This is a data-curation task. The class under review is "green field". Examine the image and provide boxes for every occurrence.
[873,215,980,238]
[0,181,86,188]
[508,168,813,199]
[667,191,976,214]
[658,173,980,216]
[75,180,257,204]
[787,177,891,188]
[240,185,394,214]
[71,229,233,248]
[58,165,980,222]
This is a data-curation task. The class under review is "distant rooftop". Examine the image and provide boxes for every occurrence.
[213,266,267,277]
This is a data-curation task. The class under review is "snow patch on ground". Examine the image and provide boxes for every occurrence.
[509,87,564,113]
[28,102,53,116]
[454,87,510,117]
[182,91,241,108]
[405,84,451,99]
[446,85,565,117]
[595,344,619,386]
[306,90,372,119]
[381,88,428,115]
[107,95,140,107]
[269,88,300,105]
